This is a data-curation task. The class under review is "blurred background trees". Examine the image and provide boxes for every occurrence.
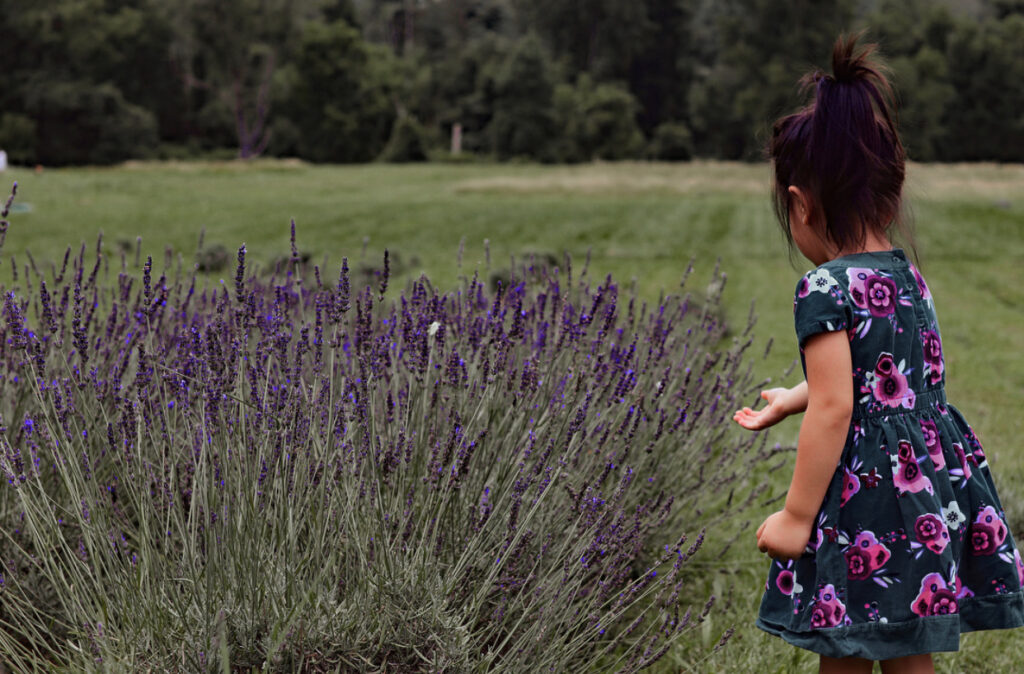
[0,0,1021,165]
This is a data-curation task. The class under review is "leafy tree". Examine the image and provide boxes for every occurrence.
[282,19,398,162]
[162,0,318,158]
[486,34,558,159]
[627,0,698,135]
[553,75,644,162]
[0,0,166,165]
[886,48,955,162]
[379,113,432,161]
[25,81,159,165]
[648,121,695,161]
[517,0,652,80]
[867,0,957,161]
[688,0,857,159]
[943,11,1024,161]
[0,114,38,165]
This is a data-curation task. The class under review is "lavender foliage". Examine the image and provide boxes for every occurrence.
[0,188,773,671]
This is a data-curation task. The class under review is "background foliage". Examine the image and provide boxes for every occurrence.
[1,0,1022,166]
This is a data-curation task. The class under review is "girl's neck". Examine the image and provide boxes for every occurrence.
[830,229,892,261]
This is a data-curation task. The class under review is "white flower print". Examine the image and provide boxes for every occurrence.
[805,268,838,294]
[942,501,966,531]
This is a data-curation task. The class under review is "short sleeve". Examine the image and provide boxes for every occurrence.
[793,267,849,348]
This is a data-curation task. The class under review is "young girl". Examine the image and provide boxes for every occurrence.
[733,35,1024,673]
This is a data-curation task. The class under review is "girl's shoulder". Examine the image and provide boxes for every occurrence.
[795,249,921,297]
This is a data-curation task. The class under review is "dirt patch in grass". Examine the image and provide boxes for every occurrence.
[907,162,1024,202]
[452,161,1024,204]
[452,161,769,196]
[119,157,310,172]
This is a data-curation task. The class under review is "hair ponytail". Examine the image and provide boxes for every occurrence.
[769,33,912,258]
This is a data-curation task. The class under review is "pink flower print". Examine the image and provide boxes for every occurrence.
[910,263,931,300]
[864,275,898,317]
[810,584,849,628]
[928,590,959,615]
[955,576,974,600]
[969,505,1007,556]
[964,428,987,467]
[1014,549,1024,587]
[776,569,796,595]
[953,442,972,482]
[921,330,944,385]
[846,268,873,308]
[872,353,916,410]
[920,419,945,469]
[875,352,896,377]
[845,531,891,580]
[914,513,950,554]
[840,467,861,507]
[796,276,810,299]
[891,440,934,495]
[911,573,959,617]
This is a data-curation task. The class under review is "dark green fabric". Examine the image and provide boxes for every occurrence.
[757,250,1024,659]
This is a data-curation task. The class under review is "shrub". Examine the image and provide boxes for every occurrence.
[0,184,770,671]
[23,81,159,166]
[487,34,558,160]
[648,122,695,162]
[0,113,37,166]
[553,76,645,162]
[281,20,397,163]
[379,114,431,163]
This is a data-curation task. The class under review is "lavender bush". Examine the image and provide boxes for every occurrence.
[0,183,774,671]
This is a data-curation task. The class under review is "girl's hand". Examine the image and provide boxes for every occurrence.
[756,509,813,561]
[733,387,796,430]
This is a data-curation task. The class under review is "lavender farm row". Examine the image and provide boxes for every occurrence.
[0,189,772,671]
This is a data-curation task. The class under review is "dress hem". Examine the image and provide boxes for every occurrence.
[756,590,1024,660]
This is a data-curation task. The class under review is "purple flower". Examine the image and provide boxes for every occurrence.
[864,275,897,317]
[914,513,950,554]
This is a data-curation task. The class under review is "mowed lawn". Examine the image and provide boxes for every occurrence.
[2,160,1023,672]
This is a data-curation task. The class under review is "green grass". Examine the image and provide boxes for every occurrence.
[2,159,1022,672]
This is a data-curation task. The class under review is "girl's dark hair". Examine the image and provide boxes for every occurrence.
[769,33,913,256]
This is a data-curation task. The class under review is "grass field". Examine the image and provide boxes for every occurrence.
[2,160,1022,672]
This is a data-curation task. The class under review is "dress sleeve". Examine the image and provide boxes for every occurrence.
[793,267,849,348]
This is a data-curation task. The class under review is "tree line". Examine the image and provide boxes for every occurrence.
[1,0,1021,166]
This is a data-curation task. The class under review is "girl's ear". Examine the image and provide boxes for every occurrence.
[787,185,812,229]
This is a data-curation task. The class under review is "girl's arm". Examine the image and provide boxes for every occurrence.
[733,381,808,430]
[755,331,853,560]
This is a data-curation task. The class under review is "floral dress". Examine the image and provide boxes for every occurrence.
[756,249,1024,659]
